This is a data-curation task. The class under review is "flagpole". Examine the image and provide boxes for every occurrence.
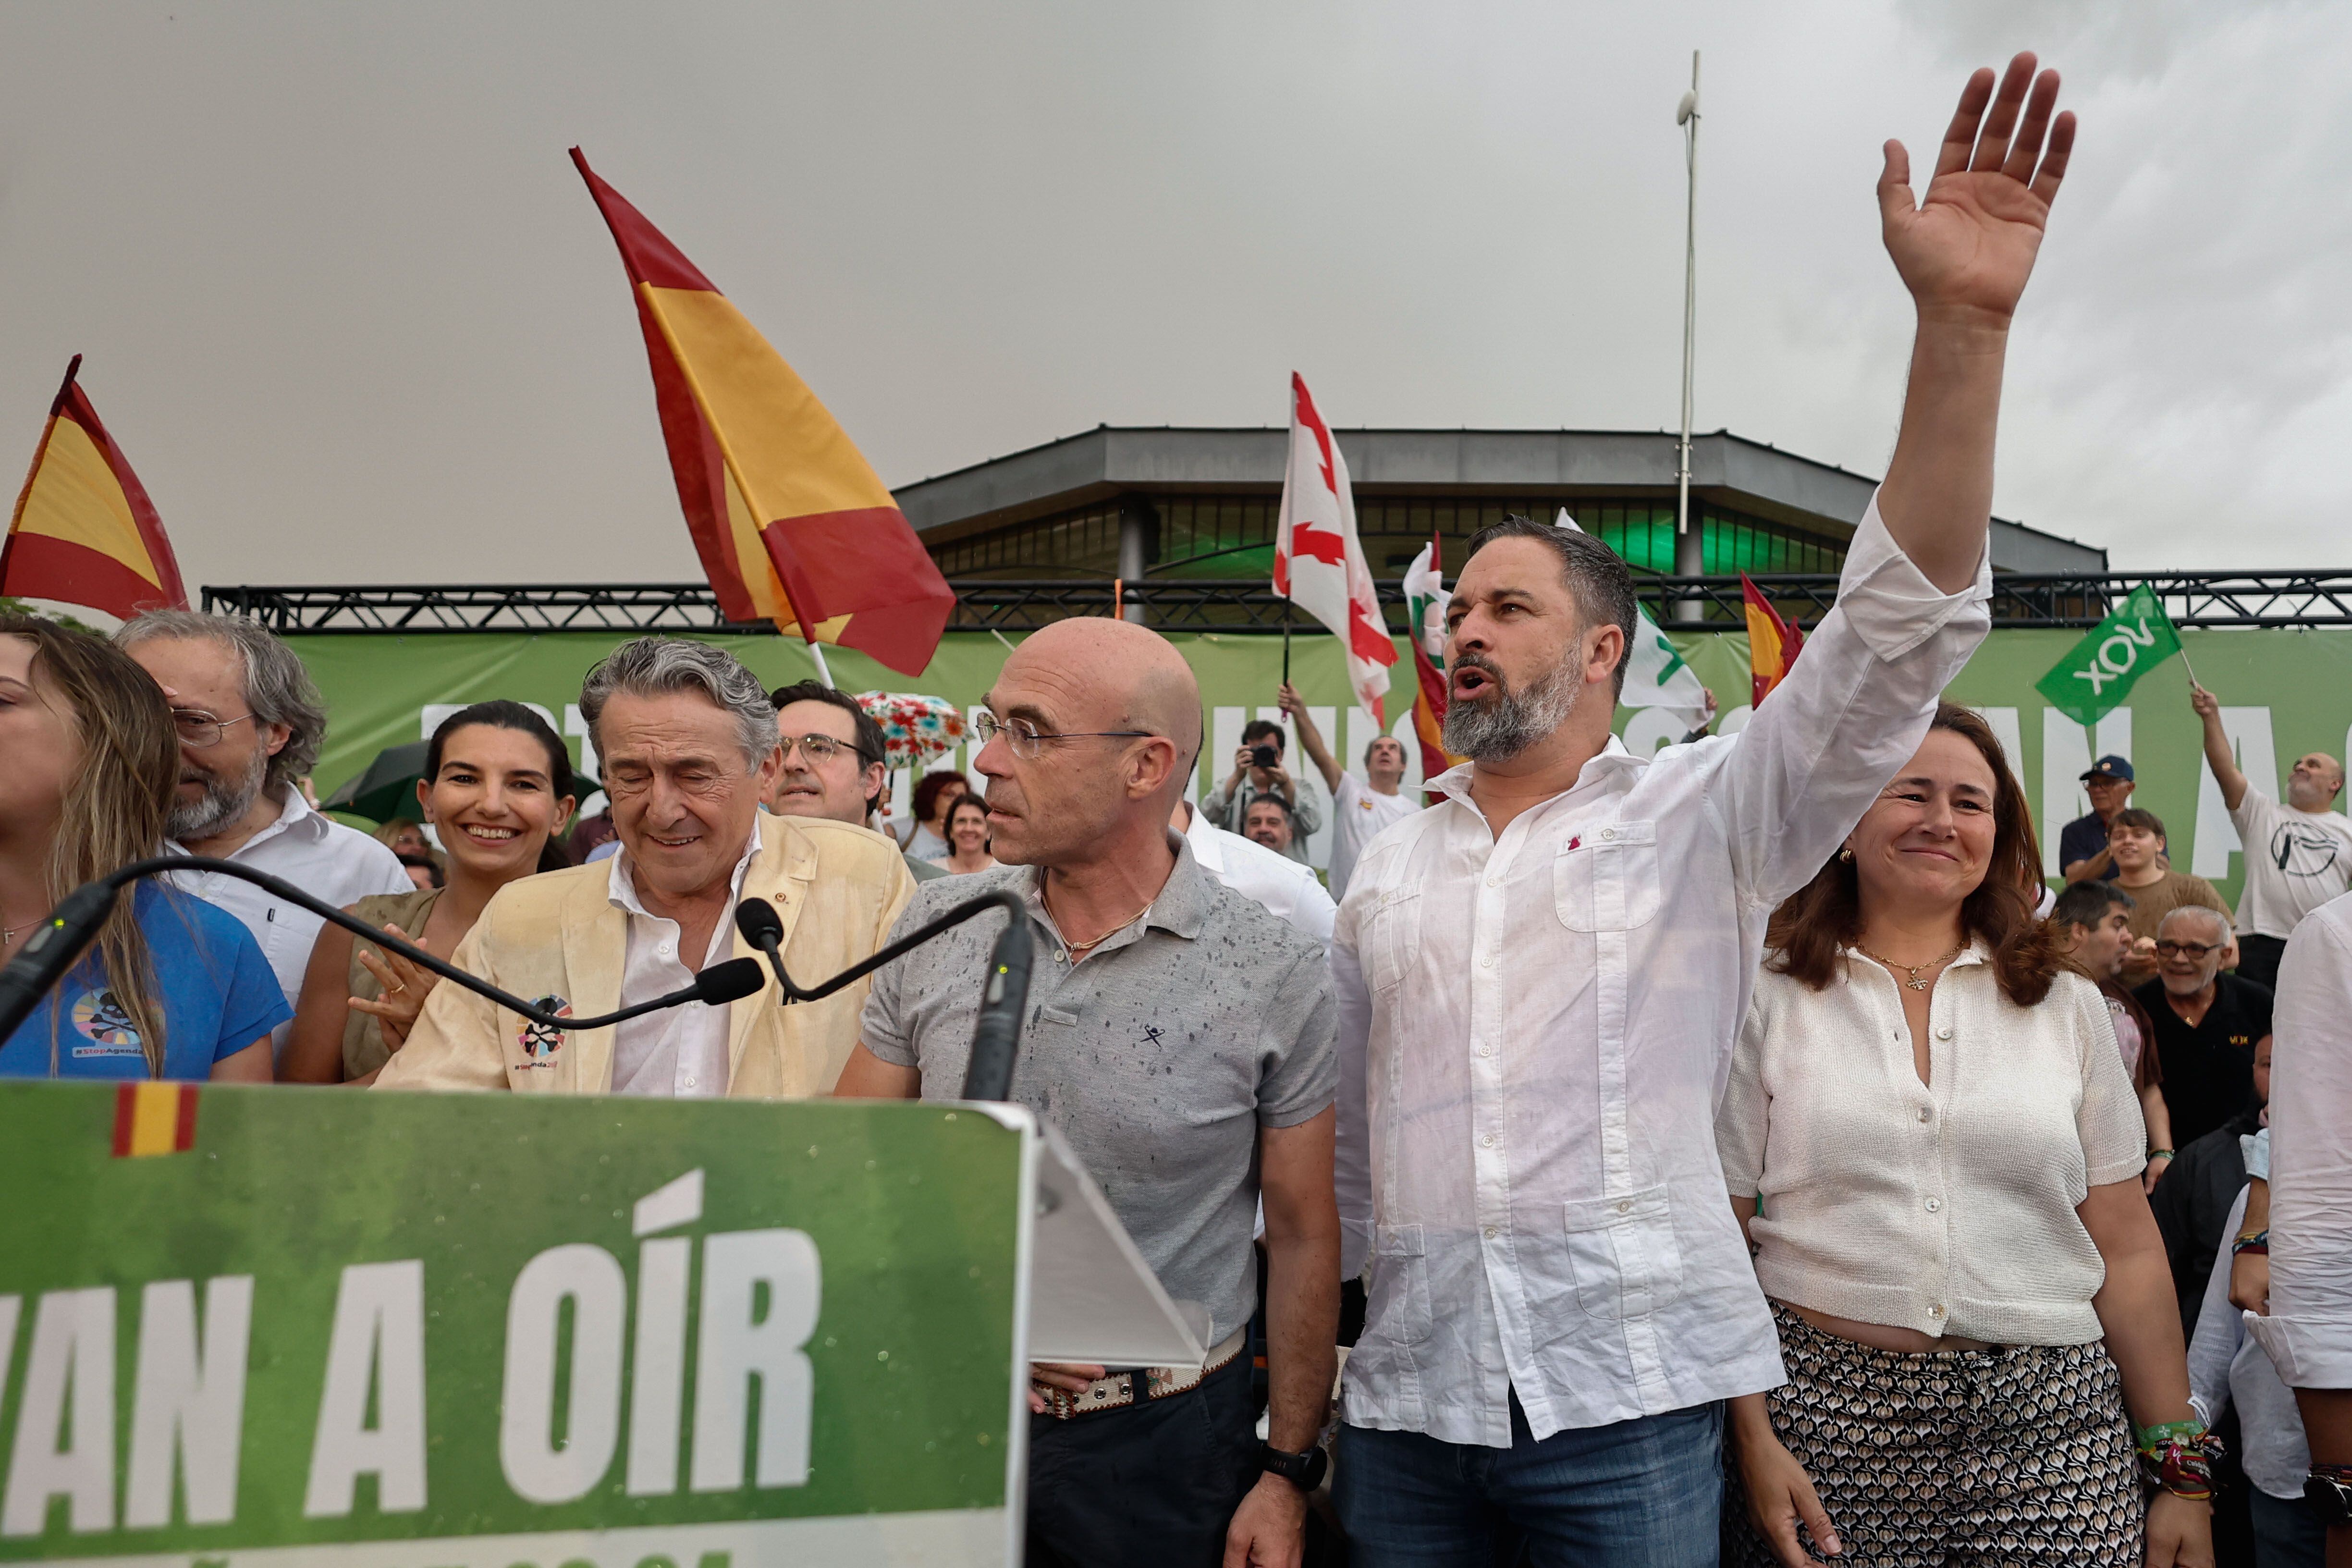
[806,639,834,688]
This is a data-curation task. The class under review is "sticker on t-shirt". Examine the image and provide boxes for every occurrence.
[516,996,572,1067]
[70,989,144,1058]
[2267,822,2342,879]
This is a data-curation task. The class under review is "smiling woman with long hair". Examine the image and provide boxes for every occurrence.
[1715,705,2214,1567]
[281,701,575,1084]
[929,792,997,875]
[0,618,283,1081]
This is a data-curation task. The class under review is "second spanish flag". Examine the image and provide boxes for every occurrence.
[571,149,954,677]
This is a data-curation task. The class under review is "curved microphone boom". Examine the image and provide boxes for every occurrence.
[0,856,765,1044]
[735,887,1033,1102]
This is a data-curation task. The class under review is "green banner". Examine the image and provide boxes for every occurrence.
[287,623,2352,909]
[0,1083,1027,1565]
[2032,584,2185,725]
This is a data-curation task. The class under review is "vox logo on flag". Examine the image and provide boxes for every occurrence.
[1274,374,1396,723]
[571,150,955,677]
[2034,583,2184,726]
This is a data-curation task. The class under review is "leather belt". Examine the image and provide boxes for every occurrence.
[1034,1328,1249,1421]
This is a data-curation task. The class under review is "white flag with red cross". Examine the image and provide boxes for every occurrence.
[1274,372,1396,721]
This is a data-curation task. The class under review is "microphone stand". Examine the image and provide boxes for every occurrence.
[735,888,1033,1102]
[0,857,767,1042]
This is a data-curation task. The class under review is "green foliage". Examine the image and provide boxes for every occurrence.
[0,595,101,634]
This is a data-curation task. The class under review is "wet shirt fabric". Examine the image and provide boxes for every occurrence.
[860,837,1335,1345]
[0,882,290,1079]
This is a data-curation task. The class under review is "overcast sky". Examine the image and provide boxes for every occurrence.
[1,1,2345,593]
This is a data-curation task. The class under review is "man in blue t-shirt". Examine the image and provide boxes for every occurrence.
[0,884,288,1081]
[2061,754,2136,884]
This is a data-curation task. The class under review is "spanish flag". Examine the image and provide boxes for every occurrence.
[3,357,188,620]
[571,150,955,677]
[111,1082,198,1158]
[1740,573,1805,707]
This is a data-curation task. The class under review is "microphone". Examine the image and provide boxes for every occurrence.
[0,858,772,1044]
[734,886,1032,1101]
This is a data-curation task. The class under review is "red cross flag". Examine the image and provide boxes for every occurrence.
[1274,373,1395,721]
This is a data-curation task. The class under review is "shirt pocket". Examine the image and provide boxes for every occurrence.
[1561,1185,1685,1320]
[1553,819,1662,932]
[1363,888,1424,994]
[1364,1224,1433,1345]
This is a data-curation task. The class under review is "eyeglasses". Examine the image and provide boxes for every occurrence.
[971,711,1153,760]
[778,733,875,767]
[2154,940,2222,958]
[171,709,258,749]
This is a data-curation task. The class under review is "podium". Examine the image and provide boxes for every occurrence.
[0,1081,1200,1567]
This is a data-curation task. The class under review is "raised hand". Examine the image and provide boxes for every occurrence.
[1880,53,2075,328]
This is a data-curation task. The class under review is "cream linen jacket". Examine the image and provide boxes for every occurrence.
[376,815,914,1098]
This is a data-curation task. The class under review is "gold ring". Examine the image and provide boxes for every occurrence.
[387,981,407,994]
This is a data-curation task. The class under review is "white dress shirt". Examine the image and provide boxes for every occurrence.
[604,820,762,1098]
[1331,493,1991,1447]
[1184,805,1336,943]
[165,788,413,1059]
[1329,773,1421,905]
[2247,889,2352,1388]
[2191,1186,2311,1501]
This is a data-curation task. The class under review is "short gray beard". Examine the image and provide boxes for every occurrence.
[1442,658,1582,762]
[170,746,270,842]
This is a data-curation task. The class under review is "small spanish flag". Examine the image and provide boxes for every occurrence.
[111,1081,198,1158]
[4,357,189,621]
[1740,573,1805,708]
[571,149,956,677]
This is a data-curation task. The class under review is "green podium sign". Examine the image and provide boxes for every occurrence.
[0,1081,1031,1566]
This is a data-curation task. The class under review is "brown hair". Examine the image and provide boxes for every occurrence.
[1766,702,2059,1007]
[912,770,968,824]
[2110,806,2165,838]
[3,617,179,1075]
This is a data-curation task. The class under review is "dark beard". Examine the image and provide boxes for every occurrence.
[169,746,269,842]
[1442,656,1582,762]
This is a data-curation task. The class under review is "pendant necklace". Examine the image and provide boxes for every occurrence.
[1856,942,1964,992]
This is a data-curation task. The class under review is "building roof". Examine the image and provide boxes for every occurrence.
[894,424,2106,574]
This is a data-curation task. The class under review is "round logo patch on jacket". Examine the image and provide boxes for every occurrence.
[517,996,572,1064]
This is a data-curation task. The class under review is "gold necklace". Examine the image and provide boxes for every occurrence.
[1041,881,1154,956]
[1856,941,1964,992]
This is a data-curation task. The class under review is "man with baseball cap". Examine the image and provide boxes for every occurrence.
[2060,753,2137,884]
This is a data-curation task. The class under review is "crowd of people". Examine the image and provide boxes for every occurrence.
[8,52,2352,1568]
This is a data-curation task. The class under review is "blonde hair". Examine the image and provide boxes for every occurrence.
[3,618,179,1076]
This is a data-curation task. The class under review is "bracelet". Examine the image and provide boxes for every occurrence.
[2145,1149,2174,1162]
[2136,1421,2223,1502]
[2233,1230,2270,1256]
[2315,1463,2352,1482]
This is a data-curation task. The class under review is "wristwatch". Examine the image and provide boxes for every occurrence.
[1258,1440,1329,1492]
[2306,1467,2352,1525]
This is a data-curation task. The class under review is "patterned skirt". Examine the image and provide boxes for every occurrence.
[1724,1302,2144,1567]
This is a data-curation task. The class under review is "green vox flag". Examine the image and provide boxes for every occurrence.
[2034,583,2184,725]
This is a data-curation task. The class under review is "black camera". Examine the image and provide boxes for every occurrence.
[1250,745,1280,769]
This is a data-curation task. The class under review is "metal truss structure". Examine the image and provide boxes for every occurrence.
[205,572,2352,637]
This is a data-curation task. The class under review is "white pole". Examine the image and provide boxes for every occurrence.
[806,640,834,688]
[1673,50,1704,621]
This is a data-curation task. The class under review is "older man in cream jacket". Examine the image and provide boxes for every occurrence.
[378,638,912,1098]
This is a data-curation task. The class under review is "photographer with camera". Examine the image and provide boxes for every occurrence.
[1203,718,1319,867]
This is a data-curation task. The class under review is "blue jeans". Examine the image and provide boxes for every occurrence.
[1335,1394,1724,1568]
[2250,1488,2327,1568]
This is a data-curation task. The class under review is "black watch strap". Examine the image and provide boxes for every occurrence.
[1258,1441,1329,1491]
[2308,1471,2352,1525]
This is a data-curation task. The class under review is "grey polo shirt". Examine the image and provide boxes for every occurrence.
[860,836,1335,1344]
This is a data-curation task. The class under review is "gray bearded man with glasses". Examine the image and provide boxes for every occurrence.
[836,616,1341,1568]
[117,610,411,1060]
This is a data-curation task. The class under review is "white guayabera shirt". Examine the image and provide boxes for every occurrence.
[1330,494,1993,1447]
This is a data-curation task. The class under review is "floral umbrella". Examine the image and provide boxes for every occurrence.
[854,692,968,772]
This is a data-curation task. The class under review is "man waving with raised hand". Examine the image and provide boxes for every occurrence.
[1329,56,2083,1565]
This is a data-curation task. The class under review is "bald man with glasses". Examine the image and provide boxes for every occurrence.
[837,617,1340,1568]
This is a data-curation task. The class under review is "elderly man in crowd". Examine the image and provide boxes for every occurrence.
[763,678,945,884]
[1280,683,1421,904]
[1171,792,1334,944]
[836,616,1339,1568]
[1242,795,1298,858]
[2193,685,2352,992]
[117,610,410,1059]
[2058,754,2136,884]
[379,638,911,1097]
[2134,903,2272,1154]
[1327,58,2074,1561]
[1204,717,1320,866]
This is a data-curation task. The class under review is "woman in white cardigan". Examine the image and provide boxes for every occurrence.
[1717,704,2214,1568]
